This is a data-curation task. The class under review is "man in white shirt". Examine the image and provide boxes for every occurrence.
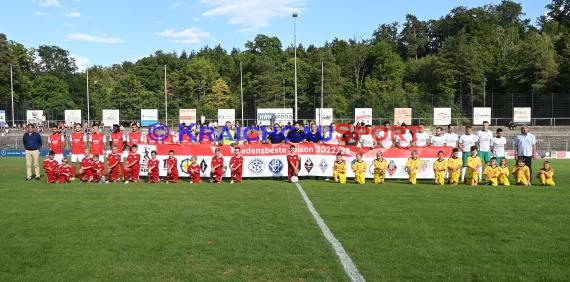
[430,127,446,146]
[375,121,393,149]
[444,124,459,148]
[514,125,537,182]
[491,128,507,165]
[477,121,494,181]
[359,125,376,149]
[414,124,429,147]
[395,123,413,149]
[459,126,478,181]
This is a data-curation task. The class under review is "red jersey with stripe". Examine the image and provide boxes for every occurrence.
[189,163,201,174]
[229,156,243,170]
[80,155,93,170]
[211,156,224,172]
[110,132,125,149]
[43,159,59,172]
[91,161,105,174]
[287,154,300,167]
[70,132,86,154]
[90,132,106,155]
[49,133,65,154]
[126,152,141,167]
[147,159,160,173]
[128,132,144,146]
[107,153,122,168]
[166,157,178,172]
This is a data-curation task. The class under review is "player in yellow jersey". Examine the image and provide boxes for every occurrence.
[373,151,388,184]
[447,148,462,185]
[433,151,447,185]
[406,150,420,184]
[483,157,499,186]
[352,153,367,184]
[497,158,510,186]
[512,157,531,186]
[537,161,555,186]
[333,153,347,184]
[466,146,482,186]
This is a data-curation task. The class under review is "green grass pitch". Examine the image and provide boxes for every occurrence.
[0,158,569,281]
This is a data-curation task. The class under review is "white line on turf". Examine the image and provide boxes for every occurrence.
[294,182,366,282]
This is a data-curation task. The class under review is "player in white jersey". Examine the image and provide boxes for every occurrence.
[491,128,507,165]
[414,124,429,147]
[395,123,413,149]
[459,126,479,181]
[430,127,446,146]
[376,121,393,149]
[477,121,494,181]
[444,124,459,147]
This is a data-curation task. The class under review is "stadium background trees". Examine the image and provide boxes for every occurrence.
[0,0,568,124]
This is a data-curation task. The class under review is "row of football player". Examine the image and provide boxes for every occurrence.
[335,146,555,186]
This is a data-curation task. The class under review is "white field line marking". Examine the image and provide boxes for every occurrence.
[295,182,365,282]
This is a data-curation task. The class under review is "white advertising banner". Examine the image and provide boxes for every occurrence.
[64,110,82,125]
[0,110,6,125]
[102,109,120,127]
[315,108,334,126]
[513,107,531,123]
[217,109,236,125]
[141,109,158,126]
[354,108,372,125]
[433,108,451,125]
[256,108,293,126]
[394,108,412,125]
[26,110,44,125]
[179,109,197,125]
[473,107,492,125]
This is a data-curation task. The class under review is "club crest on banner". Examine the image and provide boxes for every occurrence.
[268,159,284,174]
[420,160,430,175]
[248,158,265,175]
[304,158,314,173]
[319,159,328,173]
[180,158,192,174]
[388,160,397,176]
[200,159,208,173]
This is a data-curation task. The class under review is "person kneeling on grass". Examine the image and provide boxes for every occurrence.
[405,150,420,185]
[497,158,510,186]
[447,148,461,185]
[537,161,555,186]
[466,146,482,186]
[352,153,366,184]
[166,150,179,183]
[79,148,93,183]
[229,147,243,184]
[123,144,141,184]
[188,156,201,184]
[484,157,499,186]
[373,151,388,184]
[106,145,122,183]
[512,157,531,186]
[147,151,160,183]
[43,150,59,184]
[433,151,447,186]
[210,148,224,184]
[56,157,72,183]
[333,153,346,184]
[91,155,105,183]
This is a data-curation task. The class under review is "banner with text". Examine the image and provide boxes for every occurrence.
[64,110,82,125]
[217,109,236,125]
[315,108,334,126]
[394,108,412,125]
[134,144,452,179]
[354,108,372,125]
[256,108,293,126]
[26,110,44,125]
[102,109,120,127]
[473,107,492,125]
[0,110,6,125]
[433,108,451,125]
[513,107,531,123]
[179,109,197,125]
[141,109,158,126]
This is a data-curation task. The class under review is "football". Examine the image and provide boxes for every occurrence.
[291,176,299,183]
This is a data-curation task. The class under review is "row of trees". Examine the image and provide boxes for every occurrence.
[1,0,569,125]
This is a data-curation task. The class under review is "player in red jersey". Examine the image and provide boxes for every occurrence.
[49,126,65,162]
[56,157,72,183]
[287,145,301,182]
[70,123,88,180]
[91,155,105,183]
[210,148,224,183]
[106,145,122,183]
[229,147,243,183]
[43,150,59,183]
[89,124,106,161]
[162,132,177,145]
[79,148,93,182]
[127,123,146,146]
[147,151,160,183]
[166,150,179,183]
[110,124,127,179]
[199,125,214,144]
[123,144,141,183]
[188,155,201,184]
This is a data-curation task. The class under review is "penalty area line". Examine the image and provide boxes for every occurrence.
[294,182,365,282]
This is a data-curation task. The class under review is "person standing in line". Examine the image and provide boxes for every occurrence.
[458,126,478,182]
[70,123,88,180]
[476,121,493,181]
[444,124,459,148]
[514,125,537,183]
[430,127,446,147]
[23,124,42,181]
[49,126,65,163]
[491,128,507,165]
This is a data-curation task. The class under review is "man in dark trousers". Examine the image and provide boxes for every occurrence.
[23,124,43,180]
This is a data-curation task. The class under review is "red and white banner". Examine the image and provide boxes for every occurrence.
[132,144,453,179]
